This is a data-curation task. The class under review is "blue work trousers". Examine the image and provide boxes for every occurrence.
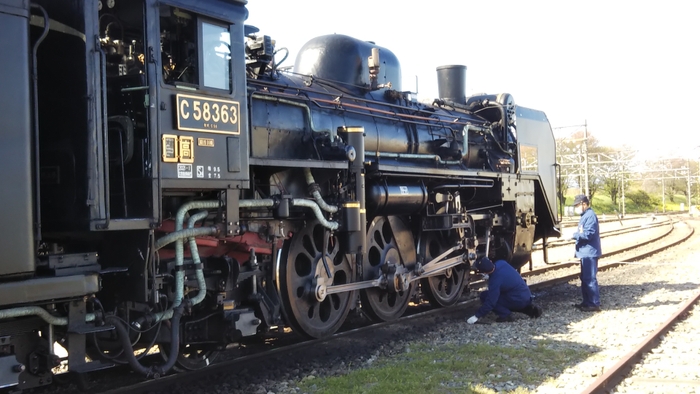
[580,257,600,307]
[479,291,530,318]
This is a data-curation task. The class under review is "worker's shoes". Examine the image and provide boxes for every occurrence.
[578,305,601,312]
[519,304,543,318]
[529,304,543,318]
[495,315,515,323]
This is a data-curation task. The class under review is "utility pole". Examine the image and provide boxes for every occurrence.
[687,158,692,211]
[583,120,590,198]
[620,156,626,217]
[661,162,666,213]
[661,173,665,213]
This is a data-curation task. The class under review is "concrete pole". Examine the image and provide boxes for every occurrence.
[661,162,666,213]
[621,168,626,217]
[687,158,692,211]
[660,166,665,213]
[583,120,590,198]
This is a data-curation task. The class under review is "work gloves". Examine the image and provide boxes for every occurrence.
[466,315,478,324]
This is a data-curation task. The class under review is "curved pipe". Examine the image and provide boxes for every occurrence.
[172,201,219,307]
[474,100,511,155]
[0,306,95,326]
[303,168,339,213]
[251,94,332,139]
[146,225,217,324]
[292,199,339,230]
[106,305,184,377]
[187,211,209,306]
[154,226,219,251]
[146,201,220,326]
[238,198,339,230]
[30,3,49,243]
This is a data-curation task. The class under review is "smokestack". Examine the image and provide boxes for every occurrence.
[436,65,467,105]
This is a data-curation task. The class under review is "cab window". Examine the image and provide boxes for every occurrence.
[201,22,230,90]
[159,6,231,91]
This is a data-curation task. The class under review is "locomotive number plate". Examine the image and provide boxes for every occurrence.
[176,94,240,134]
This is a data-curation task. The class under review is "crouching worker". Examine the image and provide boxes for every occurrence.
[466,257,542,324]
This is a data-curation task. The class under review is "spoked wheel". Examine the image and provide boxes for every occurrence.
[278,220,355,339]
[419,232,467,307]
[360,216,416,322]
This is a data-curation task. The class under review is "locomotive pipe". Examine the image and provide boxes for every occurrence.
[172,201,219,308]
[240,197,340,229]
[473,100,511,154]
[146,225,217,325]
[187,211,210,306]
[303,168,339,213]
[239,198,276,208]
[107,304,184,378]
[342,126,366,254]
[30,4,49,243]
[154,227,219,251]
[149,201,220,326]
[145,203,220,327]
[0,306,96,326]
[365,151,461,165]
[462,124,473,163]
[292,199,339,230]
[256,86,476,130]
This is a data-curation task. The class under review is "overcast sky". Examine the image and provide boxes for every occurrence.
[245,0,700,159]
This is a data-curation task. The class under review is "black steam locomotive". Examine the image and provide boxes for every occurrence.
[0,0,559,389]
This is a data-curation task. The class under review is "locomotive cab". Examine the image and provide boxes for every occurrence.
[1,0,252,389]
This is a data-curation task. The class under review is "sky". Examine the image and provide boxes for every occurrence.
[245,0,700,160]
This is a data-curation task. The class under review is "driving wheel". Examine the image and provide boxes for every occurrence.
[278,220,354,338]
[418,231,467,307]
[360,216,415,322]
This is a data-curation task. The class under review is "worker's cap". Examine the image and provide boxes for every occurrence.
[573,194,589,206]
[471,256,495,273]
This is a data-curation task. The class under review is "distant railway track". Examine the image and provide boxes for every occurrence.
[534,216,669,251]
[522,219,692,293]
[532,218,673,251]
[59,220,691,394]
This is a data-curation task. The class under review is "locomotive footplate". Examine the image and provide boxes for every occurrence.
[0,274,99,307]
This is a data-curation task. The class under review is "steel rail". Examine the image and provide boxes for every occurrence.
[536,217,671,250]
[579,289,700,394]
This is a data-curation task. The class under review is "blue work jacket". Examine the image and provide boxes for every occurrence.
[474,260,531,318]
[573,207,602,258]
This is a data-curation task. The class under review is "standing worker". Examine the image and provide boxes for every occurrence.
[466,256,542,324]
[572,194,602,312]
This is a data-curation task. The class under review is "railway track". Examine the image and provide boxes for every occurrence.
[580,291,700,394]
[25,219,692,394]
[537,216,671,250]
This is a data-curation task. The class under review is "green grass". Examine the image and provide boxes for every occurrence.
[297,341,589,394]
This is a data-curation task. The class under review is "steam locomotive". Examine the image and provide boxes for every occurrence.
[0,0,559,389]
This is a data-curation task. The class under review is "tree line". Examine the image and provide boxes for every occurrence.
[555,131,697,211]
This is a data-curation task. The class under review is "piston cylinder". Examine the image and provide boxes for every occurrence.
[366,181,428,216]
